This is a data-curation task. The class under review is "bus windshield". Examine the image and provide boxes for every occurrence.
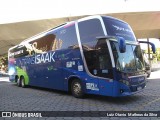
[110,41,145,73]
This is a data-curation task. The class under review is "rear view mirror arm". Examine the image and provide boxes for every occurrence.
[139,41,156,54]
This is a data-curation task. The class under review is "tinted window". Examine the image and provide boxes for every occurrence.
[55,24,78,50]
[9,46,29,58]
[22,24,78,56]
[78,19,104,48]
[78,19,113,79]
[28,34,56,55]
[103,17,136,41]
[10,24,78,58]
[84,40,113,79]
[132,45,144,70]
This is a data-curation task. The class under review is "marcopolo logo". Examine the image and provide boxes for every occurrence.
[112,25,132,33]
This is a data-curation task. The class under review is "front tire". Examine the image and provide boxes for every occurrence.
[71,79,84,98]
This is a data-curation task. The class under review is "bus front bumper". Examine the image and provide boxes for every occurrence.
[118,81,146,97]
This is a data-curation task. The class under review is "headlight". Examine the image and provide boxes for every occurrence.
[120,80,130,86]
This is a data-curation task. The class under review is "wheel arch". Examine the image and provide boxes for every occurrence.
[20,75,24,79]
[15,75,19,82]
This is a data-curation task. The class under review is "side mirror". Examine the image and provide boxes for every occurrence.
[117,37,126,53]
[139,41,156,54]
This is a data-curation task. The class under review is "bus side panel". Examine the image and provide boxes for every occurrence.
[42,50,64,90]
[62,49,83,91]
[27,62,46,87]
[85,77,100,95]
[98,79,114,96]
[19,48,83,91]
[19,50,65,90]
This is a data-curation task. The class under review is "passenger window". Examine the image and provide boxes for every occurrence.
[78,18,104,48]
[27,34,56,55]
[9,46,29,58]
[55,24,78,50]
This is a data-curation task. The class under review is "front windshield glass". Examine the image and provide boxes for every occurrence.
[110,41,144,73]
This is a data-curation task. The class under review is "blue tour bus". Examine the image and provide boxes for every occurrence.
[8,15,155,97]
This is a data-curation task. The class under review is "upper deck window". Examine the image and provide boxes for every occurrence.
[54,24,78,50]
[78,18,104,48]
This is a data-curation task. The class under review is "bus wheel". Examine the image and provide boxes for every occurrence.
[17,78,21,87]
[71,79,84,98]
[21,77,26,88]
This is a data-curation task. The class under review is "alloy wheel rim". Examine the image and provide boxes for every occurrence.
[73,82,81,95]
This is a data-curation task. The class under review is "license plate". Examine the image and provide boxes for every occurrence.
[137,86,142,90]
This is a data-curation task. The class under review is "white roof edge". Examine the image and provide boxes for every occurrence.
[77,15,128,24]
